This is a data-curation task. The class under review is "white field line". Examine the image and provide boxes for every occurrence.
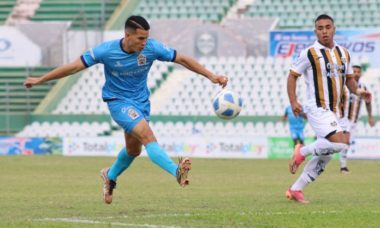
[136,210,380,218]
[35,218,181,228]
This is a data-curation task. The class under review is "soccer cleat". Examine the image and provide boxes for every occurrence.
[289,144,305,174]
[176,157,192,187]
[286,189,309,204]
[340,167,350,174]
[100,168,116,204]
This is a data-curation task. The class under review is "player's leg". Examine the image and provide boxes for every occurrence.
[100,99,148,204]
[108,134,142,181]
[287,154,332,203]
[288,108,348,177]
[130,119,176,176]
[290,129,298,148]
[130,119,191,186]
[348,123,356,155]
[291,108,348,163]
[298,129,305,145]
[339,131,351,174]
[101,135,141,204]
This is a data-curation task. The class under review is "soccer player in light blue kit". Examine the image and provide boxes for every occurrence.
[282,105,306,147]
[24,15,228,204]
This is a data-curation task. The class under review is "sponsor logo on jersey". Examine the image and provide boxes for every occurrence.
[137,54,147,66]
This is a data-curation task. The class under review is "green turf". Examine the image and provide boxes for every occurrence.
[0,156,379,227]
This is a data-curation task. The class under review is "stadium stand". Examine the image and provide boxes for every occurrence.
[16,120,111,137]
[6,0,40,25]
[0,67,54,134]
[0,67,54,113]
[133,0,236,22]
[0,0,16,24]
[151,56,304,116]
[245,0,380,28]
[31,0,120,29]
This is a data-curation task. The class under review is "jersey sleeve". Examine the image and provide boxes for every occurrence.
[290,49,309,77]
[81,43,107,67]
[151,39,176,62]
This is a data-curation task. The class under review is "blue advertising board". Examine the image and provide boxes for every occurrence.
[269,29,380,67]
[0,137,62,155]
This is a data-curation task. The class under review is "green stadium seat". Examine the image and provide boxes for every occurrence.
[244,0,380,28]
[31,0,120,29]
[133,0,236,22]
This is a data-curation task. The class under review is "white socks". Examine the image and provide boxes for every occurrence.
[340,148,348,168]
[300,138,348,157]
[291,155,333,191]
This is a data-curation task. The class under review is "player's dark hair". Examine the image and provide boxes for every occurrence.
[353,65,362,70]
[314,14,334,24]
[125,15,150,31]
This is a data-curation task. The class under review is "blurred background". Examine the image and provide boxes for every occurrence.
[1,0,379,158]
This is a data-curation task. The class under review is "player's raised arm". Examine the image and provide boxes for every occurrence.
[24,58,86,88]
[173,53,228,88]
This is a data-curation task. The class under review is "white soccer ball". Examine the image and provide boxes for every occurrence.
[212,90,243,120]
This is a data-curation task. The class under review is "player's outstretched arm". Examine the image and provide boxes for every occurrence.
[24,58,86,88]
[346,76,371,103]
[287,72,302,116]
[173,53,228,88]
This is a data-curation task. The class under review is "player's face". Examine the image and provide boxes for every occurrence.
[126,28,149,52]
[353,67,361,81]
[314,19,335,48]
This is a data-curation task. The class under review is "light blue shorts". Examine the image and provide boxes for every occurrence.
[107,99,150,134]
[290,128,305,141]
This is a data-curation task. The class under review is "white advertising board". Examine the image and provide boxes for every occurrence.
[0,26,41,66]
[63,136,268,158]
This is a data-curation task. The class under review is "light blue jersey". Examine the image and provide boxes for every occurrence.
[80,38,176,133]
[284,106,305,131]
[81,38,176,103]
[284,106,305,141]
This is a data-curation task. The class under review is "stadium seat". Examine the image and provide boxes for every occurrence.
[244,0,380,28]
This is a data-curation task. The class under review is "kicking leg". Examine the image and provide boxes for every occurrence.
[287,154,332,203]
[131,119,191,187]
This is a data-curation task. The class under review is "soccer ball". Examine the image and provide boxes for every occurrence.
[212,90,242,120]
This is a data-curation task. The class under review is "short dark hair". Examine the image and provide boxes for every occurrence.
[315,14,334,24]
[353,65,362,70]
[125,15,150,31]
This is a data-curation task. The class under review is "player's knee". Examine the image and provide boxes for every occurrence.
[331,143,349,153]
[128,149,141,157]
[135,126,157,145]
[126,144,142,157]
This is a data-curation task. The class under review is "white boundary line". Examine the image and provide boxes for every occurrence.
[35,210,380,226]
[134,210,380,218]
[35,218,181,228]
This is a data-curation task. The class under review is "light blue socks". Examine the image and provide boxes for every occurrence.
[145,142,177,177]
[108,148,136,181]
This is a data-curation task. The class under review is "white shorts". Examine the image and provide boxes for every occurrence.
[305,106,343,138]
[338,117,351,132]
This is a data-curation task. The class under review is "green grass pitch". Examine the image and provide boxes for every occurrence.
[0,156,379,227]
